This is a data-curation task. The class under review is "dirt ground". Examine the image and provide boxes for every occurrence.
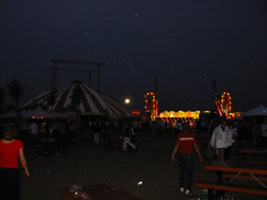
[20,129,265,200]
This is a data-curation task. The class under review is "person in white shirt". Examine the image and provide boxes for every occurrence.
[210,120,234,161]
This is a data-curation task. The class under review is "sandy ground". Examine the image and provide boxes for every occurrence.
[20,129,265,200]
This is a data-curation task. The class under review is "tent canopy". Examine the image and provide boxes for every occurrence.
[0,109,70,119]
[22,80,131,117]
[22,109,69,119]
[242,105,267,116]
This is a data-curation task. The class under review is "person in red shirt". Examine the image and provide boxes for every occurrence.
[0,126,30,200]
[171,123,202,195]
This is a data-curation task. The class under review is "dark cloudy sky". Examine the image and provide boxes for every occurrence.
[0,0,267,112]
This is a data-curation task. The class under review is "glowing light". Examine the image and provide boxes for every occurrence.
[144,92,157,121]
[221,91,232,119]
[132,109,141,115]
[159,110,201,119]
[137,181,143,185]
[125,98,130,104]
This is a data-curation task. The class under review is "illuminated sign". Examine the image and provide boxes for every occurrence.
[159,110,201,119]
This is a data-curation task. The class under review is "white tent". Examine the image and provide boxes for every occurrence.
[21,80,131,117]
[242,105,267,116]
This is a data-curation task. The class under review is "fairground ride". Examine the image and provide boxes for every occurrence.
[212,79,232,119]
[144,79,159,121]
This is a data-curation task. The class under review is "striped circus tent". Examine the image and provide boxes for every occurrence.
[22,80,131,117]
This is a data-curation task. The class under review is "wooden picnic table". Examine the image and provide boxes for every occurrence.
[195,161,267,200]
[237,148,267,160]
[204,160,267,175]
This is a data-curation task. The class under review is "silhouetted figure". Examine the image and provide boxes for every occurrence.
[123,123,136,152]
[171,123,202,195]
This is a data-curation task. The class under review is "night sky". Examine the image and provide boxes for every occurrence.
[1,0,267,112]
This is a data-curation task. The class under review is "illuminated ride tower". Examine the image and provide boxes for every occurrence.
[212,79,232,119]
[220,92,232,119]
[144,79,159,121]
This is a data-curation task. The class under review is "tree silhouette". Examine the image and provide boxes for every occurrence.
[6,77,26,108]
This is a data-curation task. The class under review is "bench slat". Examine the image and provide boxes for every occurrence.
[195,181,267,196]
[238,150,267,154]
[223,173,267,182]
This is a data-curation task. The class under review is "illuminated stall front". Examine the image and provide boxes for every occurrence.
[158,110,208,127]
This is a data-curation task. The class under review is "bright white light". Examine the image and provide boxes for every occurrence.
[125,98,130,104]
[137,181,143,185]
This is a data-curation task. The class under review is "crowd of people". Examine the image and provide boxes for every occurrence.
[0,118,141,155]
[169,116,267,196]
[25,120,76,155]
[89,119,138,152]
[1,114,264,157]
[0,114,267,199]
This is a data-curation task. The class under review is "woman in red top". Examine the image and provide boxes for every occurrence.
[0,127,30,200]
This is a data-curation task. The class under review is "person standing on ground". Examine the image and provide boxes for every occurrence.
[210,119,235,184]
[123,123,136,152]
[93,120,102,144]
[28,120,39,147]
[176,120,183,134]
[210,120,233,161]
[68,121,76,144]
[171,123,202,195]
[0,127,30,200]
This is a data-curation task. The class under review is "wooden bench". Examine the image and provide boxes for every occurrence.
[222,172,267,182]
[195,181,267,199]
[241,160,267,165]
[237,148,267,160]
